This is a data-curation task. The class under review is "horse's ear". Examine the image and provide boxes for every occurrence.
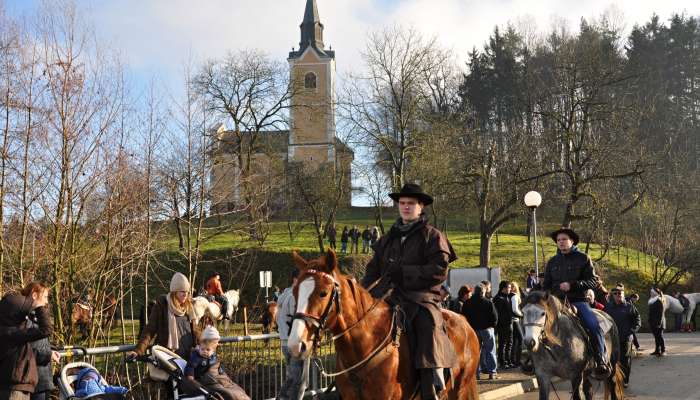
[292,251,308,270]
[324,248,338,272]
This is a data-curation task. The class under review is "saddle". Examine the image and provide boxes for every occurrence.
[565,304,613,336]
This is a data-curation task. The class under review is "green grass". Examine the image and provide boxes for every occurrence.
[140,211,677,335]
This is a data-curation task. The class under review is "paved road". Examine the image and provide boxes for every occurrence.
[506,332,700,400]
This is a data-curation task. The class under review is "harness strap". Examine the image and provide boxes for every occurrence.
[315,310,396,378]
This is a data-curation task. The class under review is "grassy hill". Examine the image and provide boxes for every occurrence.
[150,213,661,314]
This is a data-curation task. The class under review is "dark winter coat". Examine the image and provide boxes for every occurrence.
[648,298,666,330]
[27,312,54,393]
[135,294,201,357]
[361,216,458,369]
[604,300,641,340]
[0,293,53,393]
[461,296,498,331]
[543,247,599,303]
[185,354,250,400]
[340,230,349,243]
[493,292,513,329]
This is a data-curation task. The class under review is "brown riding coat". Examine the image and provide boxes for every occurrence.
[361,218,457,369]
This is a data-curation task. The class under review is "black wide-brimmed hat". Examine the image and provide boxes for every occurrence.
[389,183,433,206]
[550,227,580,245]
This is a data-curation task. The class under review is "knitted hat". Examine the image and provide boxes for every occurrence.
[170,272,190,293]
[201,326,221,341]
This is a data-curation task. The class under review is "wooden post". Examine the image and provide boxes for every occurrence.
[243,305,249,336]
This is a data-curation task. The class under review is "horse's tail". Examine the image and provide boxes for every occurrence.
[604,362,625,400]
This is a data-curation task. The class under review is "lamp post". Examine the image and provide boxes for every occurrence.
[524,191,542,277]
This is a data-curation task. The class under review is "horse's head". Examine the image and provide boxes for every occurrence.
[288,249,342,359]
[522,291,561,351]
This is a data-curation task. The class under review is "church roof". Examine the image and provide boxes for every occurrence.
[214,130,353,156]
[289,0,335,60]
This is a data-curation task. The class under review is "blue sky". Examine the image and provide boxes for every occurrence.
[6,0,700,99]
[4,0,700,205]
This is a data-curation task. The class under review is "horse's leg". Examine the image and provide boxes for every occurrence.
[571,374,584,400]
[537,375,551,400]
[582,375,593,400]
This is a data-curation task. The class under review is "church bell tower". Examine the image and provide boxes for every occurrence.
[287,0,336,165]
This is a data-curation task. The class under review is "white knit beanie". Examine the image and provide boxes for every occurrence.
[201,325,221,341]
[170,272,191,293]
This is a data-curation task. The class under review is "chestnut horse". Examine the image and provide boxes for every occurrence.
[262,301,278,334]
[288,249,479,400]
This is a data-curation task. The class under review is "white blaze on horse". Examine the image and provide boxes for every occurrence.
[287,249,480,400]
[192,289,240,325]
[681,293,700,332]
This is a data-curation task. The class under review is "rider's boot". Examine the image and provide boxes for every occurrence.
[590,338,611,379]
[419,369,438,400]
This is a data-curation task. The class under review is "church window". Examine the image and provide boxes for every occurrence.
[305,72,317,89]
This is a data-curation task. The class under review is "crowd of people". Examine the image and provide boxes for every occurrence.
[0,182,689,400]
[450,227,670,389]
[329,224,380,255]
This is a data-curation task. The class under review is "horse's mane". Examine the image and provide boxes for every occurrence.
[525,291,563,346]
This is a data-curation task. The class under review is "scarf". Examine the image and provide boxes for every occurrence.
[388,214,428,240]
[166,294,192,350]
[556,245,581,256]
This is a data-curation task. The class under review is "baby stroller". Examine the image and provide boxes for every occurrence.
[57,361,127,400]
[131,345,215,400]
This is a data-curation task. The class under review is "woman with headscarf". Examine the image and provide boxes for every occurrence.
[129,272,201,359]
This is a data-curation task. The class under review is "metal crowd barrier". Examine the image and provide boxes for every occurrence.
[55,333,336,400]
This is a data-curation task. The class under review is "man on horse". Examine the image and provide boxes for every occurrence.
[543,227,611,378]
[361,183,458,400]
[205,272,230,320]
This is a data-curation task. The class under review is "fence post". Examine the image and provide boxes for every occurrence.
[243,306,249,336]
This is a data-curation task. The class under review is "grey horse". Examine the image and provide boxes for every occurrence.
[522,291,624,400]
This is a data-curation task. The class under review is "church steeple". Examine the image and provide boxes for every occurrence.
[299,0,324,52]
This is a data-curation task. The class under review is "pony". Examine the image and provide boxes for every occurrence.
[262,301,278,334]
[70,294,120,338]
[192,289,240,325]
[522,291,625,400]
[287,249,480,400]
[100,294,118,329]
[70,302,93,339]
[681,293,700,332]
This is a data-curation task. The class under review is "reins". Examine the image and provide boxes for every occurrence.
[314,310,397,377]
[292,270,399,378]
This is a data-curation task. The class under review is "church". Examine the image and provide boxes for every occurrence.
[210,0,352,212]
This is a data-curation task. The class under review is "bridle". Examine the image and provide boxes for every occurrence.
[291,269,398,378]
[292,269,343,350]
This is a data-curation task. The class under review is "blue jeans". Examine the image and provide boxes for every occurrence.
[278,345,309,400]
[476,328,497,375]
[572,302,606,359]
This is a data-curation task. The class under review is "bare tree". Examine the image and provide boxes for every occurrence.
[341,26,451,191]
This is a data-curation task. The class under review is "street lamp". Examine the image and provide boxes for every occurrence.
[524,191,542,278]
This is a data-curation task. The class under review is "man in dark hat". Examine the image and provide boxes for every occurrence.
[543,227,611,378]
[361,183,457,400]
[604,284,641,387]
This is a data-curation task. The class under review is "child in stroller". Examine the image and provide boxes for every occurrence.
[130,345,216,400]
[185,326,250,400]
[57,361,128,400]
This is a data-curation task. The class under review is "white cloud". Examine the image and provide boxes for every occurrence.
[76,0,700,91]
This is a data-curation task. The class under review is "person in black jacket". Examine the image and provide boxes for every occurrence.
[648,288,666,356]
[461,284,499,380]
[543,227,610,378]
[28,310,60,400]
[493,281,514,369]
[0,282,53,400]
[604,284,641,387]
